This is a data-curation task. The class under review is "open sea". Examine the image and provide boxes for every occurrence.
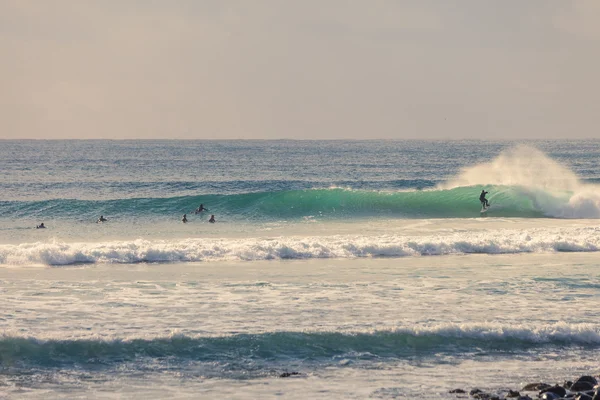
[1,140,599,399]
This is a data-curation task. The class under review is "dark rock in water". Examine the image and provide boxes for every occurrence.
[592,390,600,400]
[540,392,560,400]
[506,389,520,398]
[517,396,533,400]
[579,376,598,385]
[572,377,599,392]
[470,388,483,396]
[564,381,574,389]
[573,382,597,392]
[541,385,567,397]
[522,383,551,391]
[279,372,300,378]
[470,392,499,400]
[574,393,593,400]
[449,388,466,393]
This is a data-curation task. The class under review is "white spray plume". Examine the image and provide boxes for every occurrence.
[443,145,600,218]
[443,145,581,190]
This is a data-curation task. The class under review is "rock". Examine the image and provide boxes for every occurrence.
[518,396,533,400]
[506,389,520,398]
[574,393,593,400]
[522,383,551,391]
[541,385,567,398]
[572,377,599,392]
[449,388,466,393]
[540,392,560,400]
[279,372,300,378]
[564,381,574,389]
[473,394,499,400]
[469,389,497,400]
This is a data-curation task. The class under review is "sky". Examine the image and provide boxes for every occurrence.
[1,0,599,140]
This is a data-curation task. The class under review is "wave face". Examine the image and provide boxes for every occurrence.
[2,323,598,369]
[2,226,599,265]
[1,183,599,220]
[2,145,600,221]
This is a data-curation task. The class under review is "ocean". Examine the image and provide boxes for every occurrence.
[1,140,599,399]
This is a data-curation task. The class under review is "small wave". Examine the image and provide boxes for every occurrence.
[1,226,600,265]
[2,323,598,368]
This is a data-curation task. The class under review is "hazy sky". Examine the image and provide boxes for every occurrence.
[2,0,599,140]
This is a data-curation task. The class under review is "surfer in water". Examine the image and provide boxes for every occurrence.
[479,190,490,208]
[97,215,108,223]
[182,214,188,223]
[36,222,46,229]
[194,204,208,214]
[208,215,215,223]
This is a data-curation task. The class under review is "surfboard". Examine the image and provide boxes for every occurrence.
[480,202,491,213]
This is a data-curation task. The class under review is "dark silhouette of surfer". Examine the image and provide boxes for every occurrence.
[194,204,208,214]
[97,215,108,223]
[479,190,490,208]
[182,214,188,223]
[36,223,46,229]
[208,215,215,223]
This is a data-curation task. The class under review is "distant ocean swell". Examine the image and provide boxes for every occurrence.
[0,178,439,201]
[2,324,599,368]
[3,184,600,220]
[2,227,600,265]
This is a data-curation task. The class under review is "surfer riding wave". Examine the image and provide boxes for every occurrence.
[479,190,490,209]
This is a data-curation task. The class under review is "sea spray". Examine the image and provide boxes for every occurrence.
[443,145,600,218]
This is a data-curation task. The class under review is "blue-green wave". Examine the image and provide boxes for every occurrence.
[0,185,579,221]
[2,327,598,369]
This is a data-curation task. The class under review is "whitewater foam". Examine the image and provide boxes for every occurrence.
[2,226,600,265]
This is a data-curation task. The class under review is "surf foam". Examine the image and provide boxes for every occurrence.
[2,226,600,265]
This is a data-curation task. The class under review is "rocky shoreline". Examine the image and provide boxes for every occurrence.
[450,375,599,400]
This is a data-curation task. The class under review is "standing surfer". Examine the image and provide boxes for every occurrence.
[479,190,490,208]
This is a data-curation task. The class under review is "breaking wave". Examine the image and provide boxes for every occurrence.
[2,226,600,265]
[2,323,599,368]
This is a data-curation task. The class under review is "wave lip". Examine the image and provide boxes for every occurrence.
[2,323,598,368]
[2,227,600,265]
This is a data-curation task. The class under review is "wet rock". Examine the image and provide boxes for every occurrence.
[541,385,567,398]
[574,393,593,400]
[449,388,466,393]
[506,389,520,397]
[522,383,551,391]
[540,392,560,400]
[564,381,574,389]
[472,393,499,400]
[572,377,599,392]
[279,372,300,378]
[469,389,495,399]
[517,396,533,400]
